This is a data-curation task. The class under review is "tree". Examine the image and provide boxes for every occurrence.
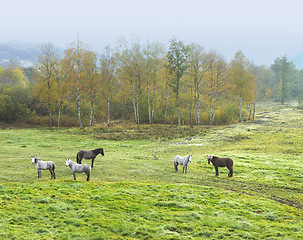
[254,66,275,100]
[83,49,98,126]
[100,46,117,127]
[143,41,164,123]
[117,38,144,124]
[60,39,89,128]
[229,51,255,122]
[205,51,228,125]
[166,38,188,133]
[187,43,206,124]
[270,56,295,104]
[34,43,60,126]
[0,65,27,86]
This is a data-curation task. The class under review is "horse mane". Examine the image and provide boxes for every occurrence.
[32,157,41,163]
[92,148,103,154]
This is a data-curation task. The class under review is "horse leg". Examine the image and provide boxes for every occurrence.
[228,166,233,177]
[91,158,95,168]
[174,162,178,172]
[183,165,186,173]
[49,169,53,179]
[53,164,56,179]
[73,172,76,180]
[215,166,219,176]
[86,172,90,181]
[77,154,82,164]
[38,170,41,178]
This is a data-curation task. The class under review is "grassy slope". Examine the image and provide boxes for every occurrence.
[0,102,302,239]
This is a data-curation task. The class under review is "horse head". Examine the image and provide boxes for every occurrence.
[31,156,36,164]
[99,148,104,156]
[66,159,71,167]
[207,155,213,164]
[188,155,192,162]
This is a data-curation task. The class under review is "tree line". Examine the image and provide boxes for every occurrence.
[1,37,302,129]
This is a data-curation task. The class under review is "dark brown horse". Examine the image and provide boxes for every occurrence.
[77,148,104,168]
[207,155,234,177]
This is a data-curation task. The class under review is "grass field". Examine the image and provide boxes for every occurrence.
[0,102,303,239]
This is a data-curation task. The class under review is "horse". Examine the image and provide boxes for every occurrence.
[174,155,192,173]
[76,148,104,168]
[31,156,56,179]
[66,159,91,181]
[207,155,234,177]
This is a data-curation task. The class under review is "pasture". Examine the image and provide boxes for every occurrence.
[0,102,303,239]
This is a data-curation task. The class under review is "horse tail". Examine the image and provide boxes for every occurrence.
[228,159,234,177]
[52,163,56,179]
[87,166,91,181]
[228,166,233,177]
[76,152,80,164]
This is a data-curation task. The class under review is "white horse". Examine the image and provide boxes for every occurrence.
[174,155,192,173]
[31,156,56,179]
[66,159,91,181]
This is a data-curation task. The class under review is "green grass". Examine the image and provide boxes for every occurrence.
[0,102,303,239]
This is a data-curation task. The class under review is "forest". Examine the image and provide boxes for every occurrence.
[1,37,303,128]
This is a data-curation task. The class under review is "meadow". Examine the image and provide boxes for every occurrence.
[0,102,303,239]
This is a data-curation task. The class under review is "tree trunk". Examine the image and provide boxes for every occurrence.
[135,81,140,124]
[194,84,198,124]
[164,81,168,124]
[147,75,151,123]
[253,101,256,120]
[48,104,53,127]
[151,79,156,122]
[212,79,220,125]
[130,75,138,124]
[107,96,110,127]
[209,95,213,125]
[197,85,200,124]
[58,106,61,127]
[77,90,83,128]
[176,91,182,133]
[190,86,193,127]
[209,78,214,125]
[89,101,93,127]
[239,96,243,123]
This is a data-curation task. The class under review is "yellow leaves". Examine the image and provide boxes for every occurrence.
[0,66,28,86]
[265,89,273,98]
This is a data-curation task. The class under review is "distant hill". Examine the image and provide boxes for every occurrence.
[0,42,64,68]
[0,42,43,68]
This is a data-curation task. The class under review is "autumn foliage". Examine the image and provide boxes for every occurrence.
[1,38,301,126]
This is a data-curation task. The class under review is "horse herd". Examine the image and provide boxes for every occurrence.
[31,148,234,181]
[31,148,104,181]
[174,154,234,177]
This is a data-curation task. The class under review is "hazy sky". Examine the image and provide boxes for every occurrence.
[1,0,303,66]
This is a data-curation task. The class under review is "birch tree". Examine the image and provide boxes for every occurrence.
[83,50,98,126]
[187,44,215,124]
[206,52,228,125]
[60,39,87,128]
[100,45,117,127]
[117,39,144,124]
[143,41,164,123]
[229,50,255,122]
